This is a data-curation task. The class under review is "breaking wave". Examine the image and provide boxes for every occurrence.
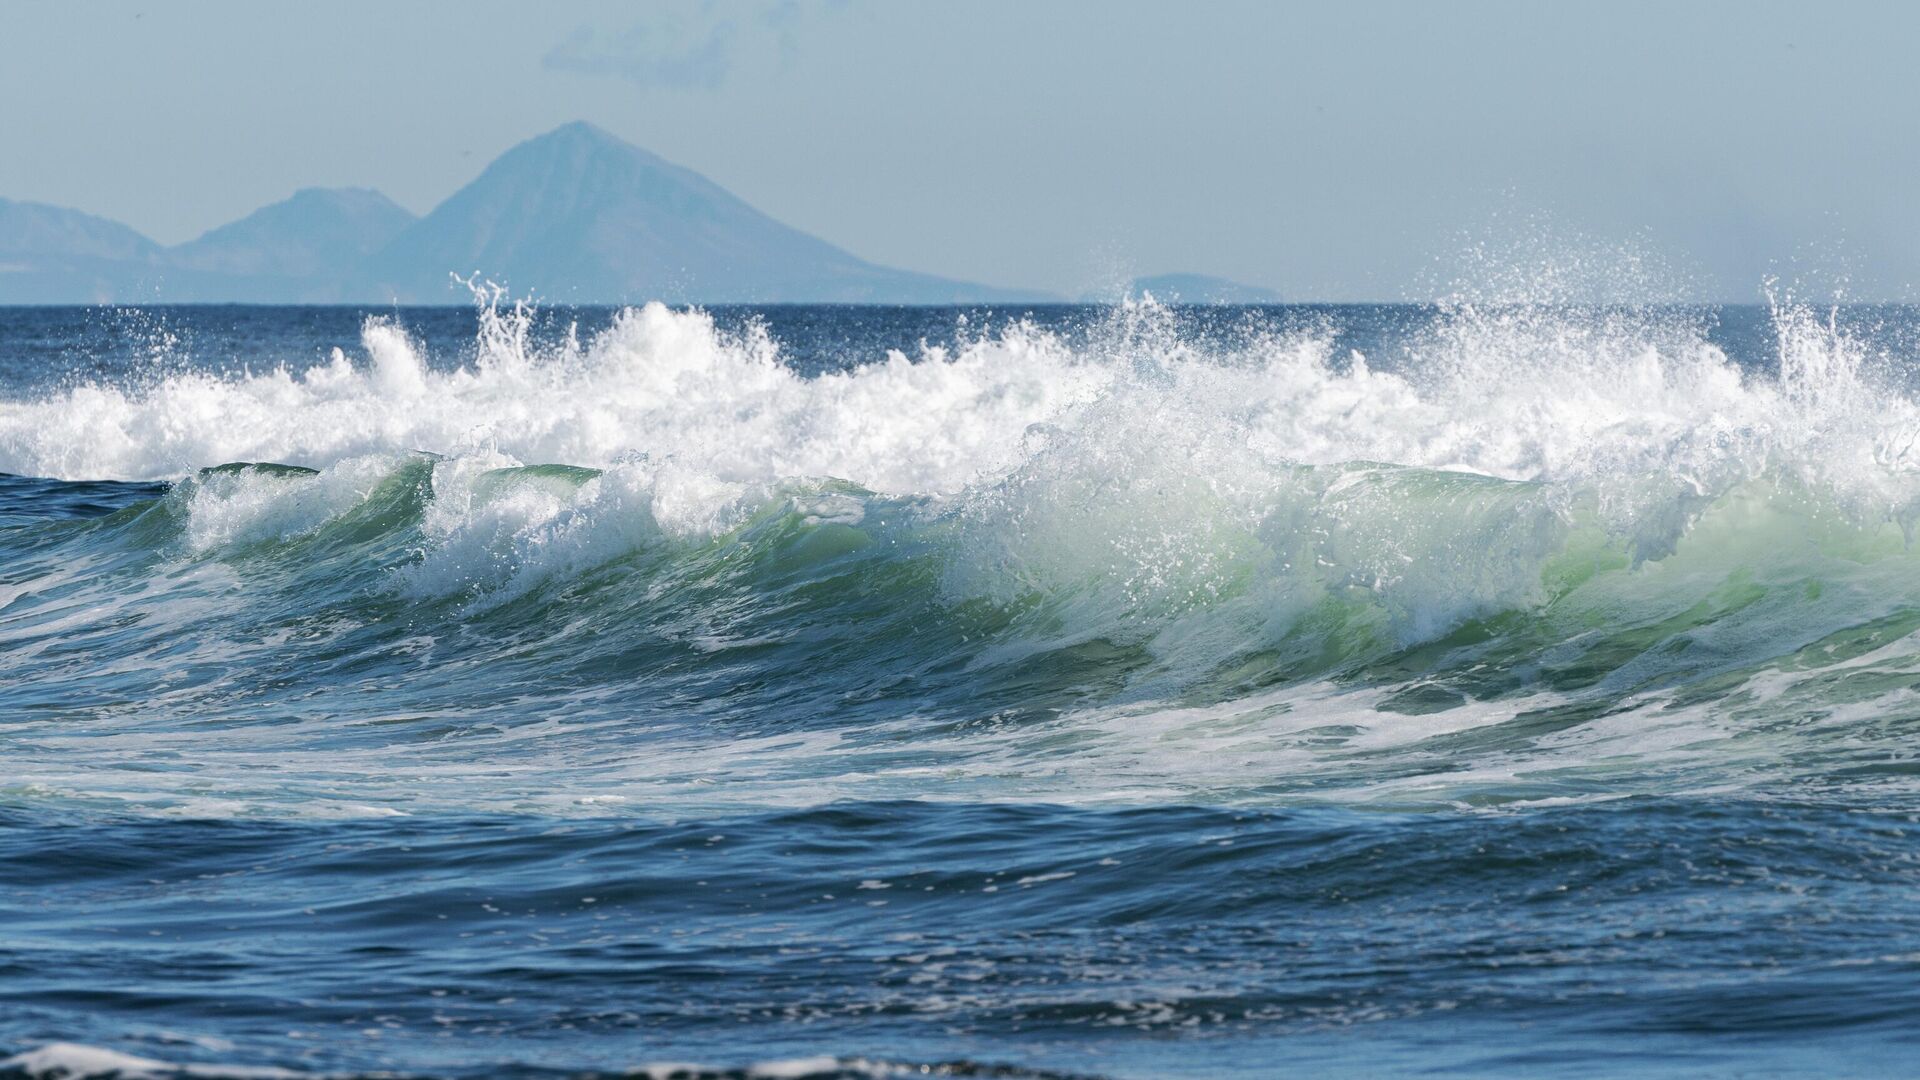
[6,294,1920,814]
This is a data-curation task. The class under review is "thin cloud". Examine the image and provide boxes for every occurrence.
[543,14,738,91]
[543,1,848,91]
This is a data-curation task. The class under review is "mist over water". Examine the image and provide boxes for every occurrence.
[5,290,1920,1079]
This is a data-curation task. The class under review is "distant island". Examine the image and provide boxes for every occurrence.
[1088,273,1283,305]
[0,123,1056,305]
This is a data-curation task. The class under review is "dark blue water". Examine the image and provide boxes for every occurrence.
[4,300,1920,1078]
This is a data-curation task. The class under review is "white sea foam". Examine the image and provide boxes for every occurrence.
[401,454,755,601]
[6,293,1917,531]
[177,457,393,551]
[0,1043,304,1080]
[0,300,1107,492]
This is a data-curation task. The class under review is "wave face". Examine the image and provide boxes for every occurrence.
[5,298,1920,1078]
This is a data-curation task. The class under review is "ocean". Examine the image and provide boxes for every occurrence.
[2,297,1918,1078]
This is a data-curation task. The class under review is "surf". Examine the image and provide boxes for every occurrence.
[3,291,1920,815]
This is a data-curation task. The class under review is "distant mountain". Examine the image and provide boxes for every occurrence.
[173,187,416,280]
[0,197,162,262]
[1126,273,1282,304]
[363,122,1036,304]
[0,197,167,303]
[0,123,1051,305]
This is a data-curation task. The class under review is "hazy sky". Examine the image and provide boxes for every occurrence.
[3,0,1917,301]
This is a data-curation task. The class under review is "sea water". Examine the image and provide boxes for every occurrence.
[1,296,1918,1078]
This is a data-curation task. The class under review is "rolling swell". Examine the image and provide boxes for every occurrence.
[4,799,1918,1078]
[3,298,1920,812]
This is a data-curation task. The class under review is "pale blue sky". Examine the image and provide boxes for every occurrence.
[2,0,1916,300]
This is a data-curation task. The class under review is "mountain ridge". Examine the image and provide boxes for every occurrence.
[173,187,417,280]
[0,123,1053,304]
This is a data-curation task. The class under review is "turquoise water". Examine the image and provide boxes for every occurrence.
[3,299,1919,1078]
